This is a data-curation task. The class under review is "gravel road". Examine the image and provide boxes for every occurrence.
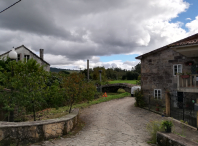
[32,97,170,146]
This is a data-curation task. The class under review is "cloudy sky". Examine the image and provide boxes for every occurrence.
[0,0,198,70]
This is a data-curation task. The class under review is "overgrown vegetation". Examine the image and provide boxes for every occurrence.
[0,57,132,122]
[146,120,164,144]
[147,120,174,144]
[134,89,145,107]
[0,58,96,121]
[62,73,96,113]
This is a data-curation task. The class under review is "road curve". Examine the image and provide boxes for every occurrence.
[34,97,165,146]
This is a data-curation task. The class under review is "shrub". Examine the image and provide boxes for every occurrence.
[136,75,141,85]
[134,89,145,107]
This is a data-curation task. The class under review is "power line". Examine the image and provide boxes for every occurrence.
[0,0,21,14]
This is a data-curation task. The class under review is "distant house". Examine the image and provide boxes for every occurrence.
[0,45,50,71]
[136,33,198,127]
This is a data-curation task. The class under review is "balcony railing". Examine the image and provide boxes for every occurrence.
[177,74,198,92]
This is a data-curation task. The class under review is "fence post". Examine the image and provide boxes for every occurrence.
[166,92,170,116]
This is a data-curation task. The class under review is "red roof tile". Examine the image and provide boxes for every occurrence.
[136,33,198,59]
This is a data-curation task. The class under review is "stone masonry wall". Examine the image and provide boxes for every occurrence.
[141,48,194,105]
[157,132,198,146]
[0,109,79,145]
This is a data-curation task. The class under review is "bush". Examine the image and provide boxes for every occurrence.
[134,89,145,107]
[136,75,141,85]
[146,120,164,144]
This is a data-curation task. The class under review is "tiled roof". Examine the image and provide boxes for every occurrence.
[169,38,198,47]
[136,33,198,59]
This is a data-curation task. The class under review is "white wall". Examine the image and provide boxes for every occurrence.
[0,46,50,71]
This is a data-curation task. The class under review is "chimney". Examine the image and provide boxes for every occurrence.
[40,49,44,60]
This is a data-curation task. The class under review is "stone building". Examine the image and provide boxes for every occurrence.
[136,33,198,106]
[0,45,50,71]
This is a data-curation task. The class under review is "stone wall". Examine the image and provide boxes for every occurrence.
[141,48,194,105]
[157,132,198,146]
[0,109,79,145]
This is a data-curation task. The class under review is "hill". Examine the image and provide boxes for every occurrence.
[50,67,80,73]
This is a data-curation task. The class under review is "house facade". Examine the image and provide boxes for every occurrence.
[136,33,198,127]
[136,33,198,102]
[0,45,50,71]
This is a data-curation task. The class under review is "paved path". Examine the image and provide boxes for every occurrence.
[32,97,198,146]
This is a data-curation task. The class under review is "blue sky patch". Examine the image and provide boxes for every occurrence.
[170,0,198,31]
[100,54,139,62]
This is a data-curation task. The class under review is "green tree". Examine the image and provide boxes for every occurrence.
[92,66,107,81]
[106,68,116,80]
[126,71,139,80]
[82,81,96,102]
[62,73,96,113]
[132,63,141,74]
[81,68,93,80]
[62,73,85,113]
[0,59,60,121]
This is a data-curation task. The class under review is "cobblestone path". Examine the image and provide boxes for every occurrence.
[33,97,168,146]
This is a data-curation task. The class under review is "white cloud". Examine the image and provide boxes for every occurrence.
[186,16,198,35]
[0,0,195,70]
[186,18,192,20]
[51,59,138,70]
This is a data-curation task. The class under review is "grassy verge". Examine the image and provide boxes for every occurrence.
[109,80,137,84]
[73,92,130,109]
[24,92,130,121]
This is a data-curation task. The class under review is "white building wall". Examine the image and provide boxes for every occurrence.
[0,46,50,71]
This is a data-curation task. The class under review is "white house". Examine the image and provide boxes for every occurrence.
[0,45,50,71]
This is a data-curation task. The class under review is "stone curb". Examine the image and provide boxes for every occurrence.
[0,108,79,145]
[0,109,79,128]
[168,117,197,131]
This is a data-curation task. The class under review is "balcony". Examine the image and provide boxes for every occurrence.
[177,74,198,93]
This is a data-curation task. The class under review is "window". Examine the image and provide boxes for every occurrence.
[17,54,20,61]
[173,64,182,76]
[24,55,30,62]
[154,89,161,99]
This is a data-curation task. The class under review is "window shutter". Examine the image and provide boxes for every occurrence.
[178,64,182,73]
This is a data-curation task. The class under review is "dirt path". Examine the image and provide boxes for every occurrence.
[33,97,198,146]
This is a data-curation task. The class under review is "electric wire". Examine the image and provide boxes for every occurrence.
[0,0,21,14]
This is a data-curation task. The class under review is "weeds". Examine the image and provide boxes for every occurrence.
[172,120,188,137]
[146,120,164,144]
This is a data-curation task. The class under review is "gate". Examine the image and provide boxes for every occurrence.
[170,92,197,127]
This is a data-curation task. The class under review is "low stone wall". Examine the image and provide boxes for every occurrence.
[157,132,198,146]
[0,109,79,145]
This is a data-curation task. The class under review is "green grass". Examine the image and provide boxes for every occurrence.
[73,92,130,109]
[108,80,137,84]
[25,92,131,121]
